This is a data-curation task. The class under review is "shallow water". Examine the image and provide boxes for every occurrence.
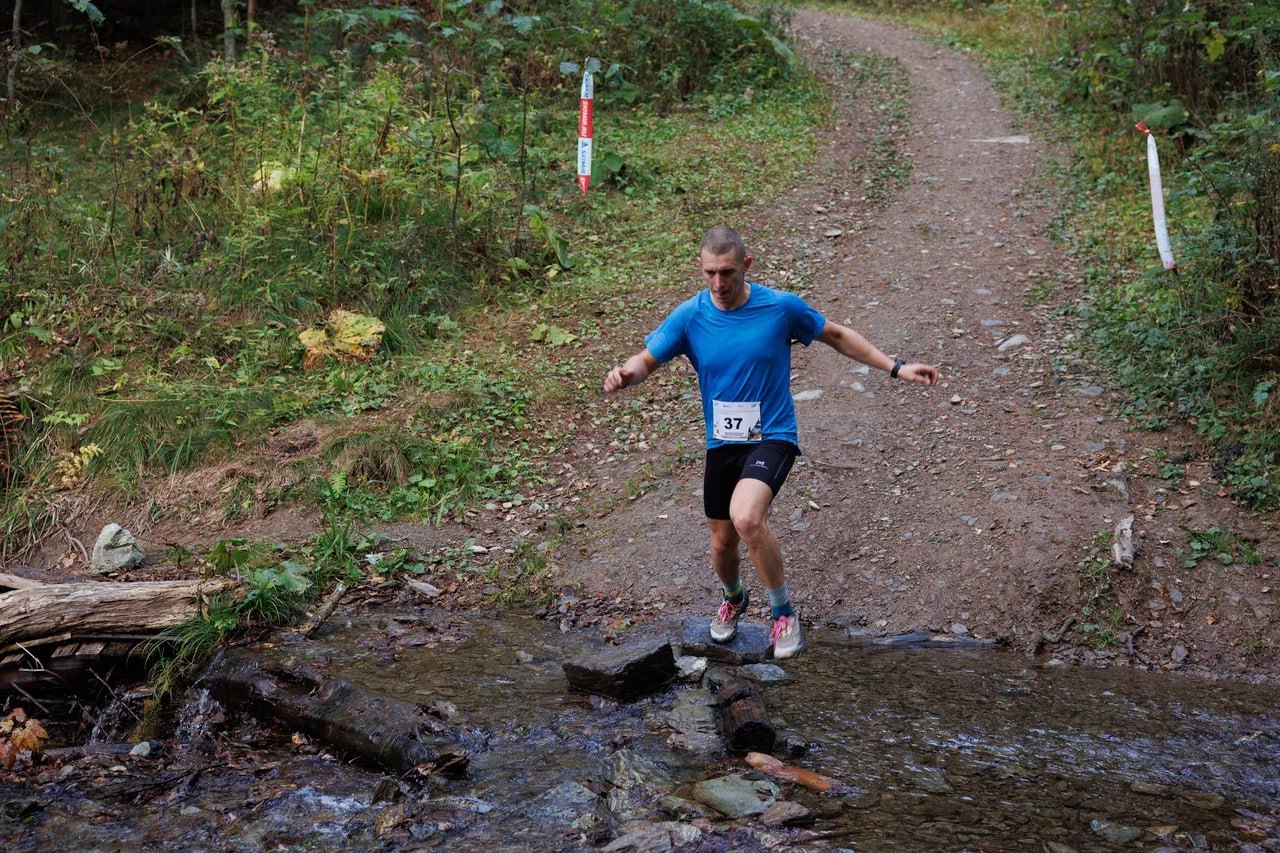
[2,612,1277,851]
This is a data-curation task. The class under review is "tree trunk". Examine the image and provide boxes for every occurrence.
[246,0,256,36]
[717,678,775,754]
[201,647,470,775]
[6,0,23,111]
[0,578,241,645]
[222,0,236,64]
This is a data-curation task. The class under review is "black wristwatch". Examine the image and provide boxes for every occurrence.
[890,358,905,379]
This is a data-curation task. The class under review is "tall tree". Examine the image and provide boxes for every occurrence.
[222,0,237,64]
[6,0,21,111]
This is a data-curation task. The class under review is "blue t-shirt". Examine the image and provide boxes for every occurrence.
[645,283,827,449]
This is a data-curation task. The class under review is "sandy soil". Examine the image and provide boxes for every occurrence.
[550,11,1278,683]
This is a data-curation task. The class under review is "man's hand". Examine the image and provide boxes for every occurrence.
[603,349,660,394]
[897,363,939,386]
[603,366,638,394]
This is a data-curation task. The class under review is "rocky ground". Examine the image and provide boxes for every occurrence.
[548,12,1278,683]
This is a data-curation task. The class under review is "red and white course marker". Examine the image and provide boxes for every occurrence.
[577,69,593,193]
[1136,121,1177,270]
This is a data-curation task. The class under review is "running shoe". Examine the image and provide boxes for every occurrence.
[710,591,750,643]
[771,613,807,659]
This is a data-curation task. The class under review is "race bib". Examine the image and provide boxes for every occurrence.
[712,400,762,442]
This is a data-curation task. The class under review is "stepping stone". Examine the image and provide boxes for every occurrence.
[680,618,772,664]
[562,637,676,701]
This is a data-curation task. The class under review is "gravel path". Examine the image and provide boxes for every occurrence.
[558,10,1278,683]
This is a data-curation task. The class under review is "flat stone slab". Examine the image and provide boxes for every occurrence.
[680,618,772,664]
[562,637,676,701]
[865,630,1000,650]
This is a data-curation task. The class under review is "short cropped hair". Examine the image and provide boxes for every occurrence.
[700,226,746,260]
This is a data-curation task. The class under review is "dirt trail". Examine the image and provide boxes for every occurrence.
[557,11,1278,681]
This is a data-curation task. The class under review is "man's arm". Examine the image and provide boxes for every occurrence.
[816,321,939,386]
[603,348,663,394]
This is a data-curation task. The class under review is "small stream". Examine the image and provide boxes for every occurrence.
[3,610,1277,851]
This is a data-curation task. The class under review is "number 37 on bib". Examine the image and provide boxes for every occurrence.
[713,400,762,442]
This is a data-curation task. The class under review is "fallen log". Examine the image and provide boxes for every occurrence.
[717,678,775,754]
[0,573,45,591]
[200,647,470,776]
[0,579,241,645]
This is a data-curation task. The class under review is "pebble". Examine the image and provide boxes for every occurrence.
[997,334,1031,351]
[1090,820,1142,844]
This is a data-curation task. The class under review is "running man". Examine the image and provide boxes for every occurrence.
[603,226,939,658]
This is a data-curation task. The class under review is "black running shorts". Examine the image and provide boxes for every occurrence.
[703,440,800,520]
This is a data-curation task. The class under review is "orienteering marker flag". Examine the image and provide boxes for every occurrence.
[1136,122,1177,270]
[577,69,594,193]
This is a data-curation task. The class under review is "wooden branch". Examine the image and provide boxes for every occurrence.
[0,578,241,645]
[298,582,347,637]
[746,752,842,793]
[0,572,44,591]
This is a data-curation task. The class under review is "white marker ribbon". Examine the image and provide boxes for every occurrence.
[1137,122,1176,270]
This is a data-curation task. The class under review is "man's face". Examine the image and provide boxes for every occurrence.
[699,249,752,309]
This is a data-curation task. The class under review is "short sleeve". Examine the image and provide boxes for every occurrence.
[644,297,694,364]
[781,293,826,345]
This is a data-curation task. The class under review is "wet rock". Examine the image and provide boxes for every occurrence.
[371,778,406,804]
[667,689,717,737]
[667,731,722,754]
[909,766,953,794]
[528,781,607,831]
[563,637,676,701]
[691,773,779,817]
[602,821,703,852]
[658,794,718,821]
[681,618,772,664]
[1180,791,1225,809]
[1090,819,1142,844]
[675,655,707,682]
[605,749,676,822]
[1130,781,1170,796]
[2,799,41,820]
[738,663,788,682]
[605,749,674,795]
[863,630,997,649]
[601,824,672,852]
[91,523,144,573]
[762,800,812,827]
[374,803,407,837]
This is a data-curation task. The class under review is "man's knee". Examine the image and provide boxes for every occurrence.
[730,508,768,542]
